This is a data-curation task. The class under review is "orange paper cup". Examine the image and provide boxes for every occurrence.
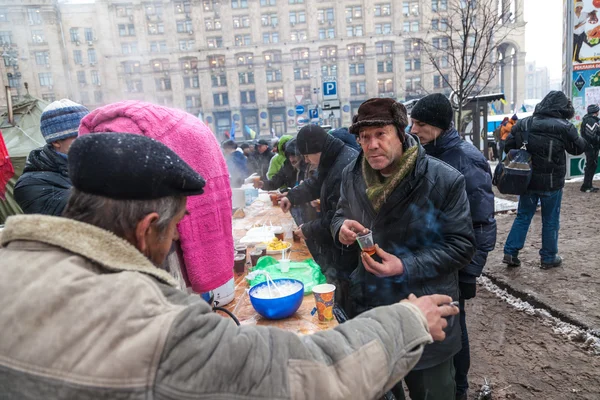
[312,283,336,322]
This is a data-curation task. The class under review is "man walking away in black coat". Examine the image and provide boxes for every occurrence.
[580,104,600,192]
[503,91,587,270]
[411,94,497,400]
[332,97,476,400]
[14,99,89,216]
[279,125,359,311]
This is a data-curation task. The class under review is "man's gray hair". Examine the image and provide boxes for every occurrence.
[63,189,186,239]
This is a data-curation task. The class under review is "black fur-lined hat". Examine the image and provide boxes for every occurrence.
[349,98,409,141]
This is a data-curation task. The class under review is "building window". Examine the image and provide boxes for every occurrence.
[240,90,256,104]
[402,1,419,16]
[318,28,335,39]
[211,74,227,87]
[205,19,222,31]
[77,71,87,85]
[375,23,392,34]
[145,2,163,17]
[151,59,169,72]
[202,0,219,11]
[350,81,366,95]
[235,34,251,46]
[288,0,303,3]
[126,80,143,92]
[239,71,255,84]
[94,91,103,104]
[405,77,421,92]
[433,37,449,49]
[186,95,201,110]
[88,49,97,64]
[432,0,448,12]
[375,41,393,54]
[232,0,249,8]
[0,9,8,22]
[377,78,393,93]
[294,67,310,80]
[179,40,195,51]
[290,30,307,41]
[8,77,20,87]
[116,5,134,17]
[38,72,53,86]
[174,1,192,14]
[176,20,194,33]
[150,41,168,53]
[291,48,309,60]
[123,61,142,74]
[321,64,337,76]
[91,70,100,85]
[349,63,365,75]
[345,6,362,21]
[184,75,200,88]
[148,22,165,35]
[213,93,229,106]
[266,69,282,82]
[84,28,94,42]
[260,0,276,5]
[263,32,279,44]
[233,15,251,28]
[378,60,394,73]
[207,37,223,48]
[31,30,45,44]
[289,11,306,25]
[347,25,363,37]
[434,74,449,88]
[121,42,138,54]
[119,24,136,36]
[347,44,365,57]
[73,50,83,65]
[27,8,42,25]
[374,3,391,17]
[261,13,278,27]
[34,51,49,65]
[267,88,284,101]
[70,28,79,43]
[42,93,56,102]
[155,77,172,91]
[411,21,419,31]
[317,8,335,23]
[209,55,227,67]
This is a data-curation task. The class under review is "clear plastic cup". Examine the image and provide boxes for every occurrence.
[356,230,375,256]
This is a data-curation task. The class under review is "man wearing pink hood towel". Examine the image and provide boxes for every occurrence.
[79,101,234,301]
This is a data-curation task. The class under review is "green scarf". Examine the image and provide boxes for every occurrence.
[362,146,419,212]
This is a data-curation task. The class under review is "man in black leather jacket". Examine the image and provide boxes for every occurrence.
[14,99,89,215]
[580,103,600,192]
[331,98,475,400]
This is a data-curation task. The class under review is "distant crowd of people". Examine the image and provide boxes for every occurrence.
[1,89,593,400]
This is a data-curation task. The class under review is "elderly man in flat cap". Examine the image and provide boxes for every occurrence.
[331,98,476,400]
[0,133,459,399]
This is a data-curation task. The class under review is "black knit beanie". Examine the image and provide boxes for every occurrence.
[588,104,600,114]
[410,93,453,131]
[297,125,328,155]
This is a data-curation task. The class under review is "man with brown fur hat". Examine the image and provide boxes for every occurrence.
[331,97,476,400]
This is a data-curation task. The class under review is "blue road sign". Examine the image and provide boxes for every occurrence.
[323,81,337,97]
[295,105,305,115]
[309,108,319,119]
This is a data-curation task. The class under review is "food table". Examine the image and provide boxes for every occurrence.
[222,194,338,334]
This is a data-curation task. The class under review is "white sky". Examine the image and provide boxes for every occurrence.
[525,0,563,79]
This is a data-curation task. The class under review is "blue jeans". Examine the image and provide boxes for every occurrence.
[504,189,563,263]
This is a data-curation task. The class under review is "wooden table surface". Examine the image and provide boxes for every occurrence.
[222,194,337,334]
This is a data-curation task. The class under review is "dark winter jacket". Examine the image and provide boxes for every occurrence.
[329,127,361,152]
[580,113,600,149]
[262,139,306,191]
[506,91,587,192]
[226,150,249,188]
[14,144,71,216]
[331,134,476,370]
[424,127,496,286]
[287,135,359,276]
[248,148,274,181]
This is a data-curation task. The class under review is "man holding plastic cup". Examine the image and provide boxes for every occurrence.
[331,98,476,400]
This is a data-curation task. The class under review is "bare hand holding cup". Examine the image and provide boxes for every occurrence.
[339,220,368,245]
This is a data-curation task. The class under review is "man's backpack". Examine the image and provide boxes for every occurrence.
[492,119,533,195]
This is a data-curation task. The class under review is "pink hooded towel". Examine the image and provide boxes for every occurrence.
[79,101,233,293]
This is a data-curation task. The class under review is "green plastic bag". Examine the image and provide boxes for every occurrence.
[247,256,326,295]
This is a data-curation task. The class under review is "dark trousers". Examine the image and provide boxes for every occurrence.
[583,147,599,189]
[391,357,456,400]
[574,33,586,62]
[498,140,506,160]
[453,298,469,396]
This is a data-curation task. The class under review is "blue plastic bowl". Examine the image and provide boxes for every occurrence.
[249,279,304,320]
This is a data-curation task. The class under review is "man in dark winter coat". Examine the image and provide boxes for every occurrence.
[255,138,305,191]
[248,139,274,180]
[332,97,476,400]
[580,103,600,192]
[221,140,248,188]
[504,91,587,269]
[280,125,359,309]
[329,127,361,151]
[410,94,497,400]
[14,99,89,216]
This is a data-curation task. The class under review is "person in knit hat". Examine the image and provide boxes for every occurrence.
[580,103,600,192]
[279,124,358,311]
[332,97,475,400]
[14,99,89,216]
[410,93,497,400]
